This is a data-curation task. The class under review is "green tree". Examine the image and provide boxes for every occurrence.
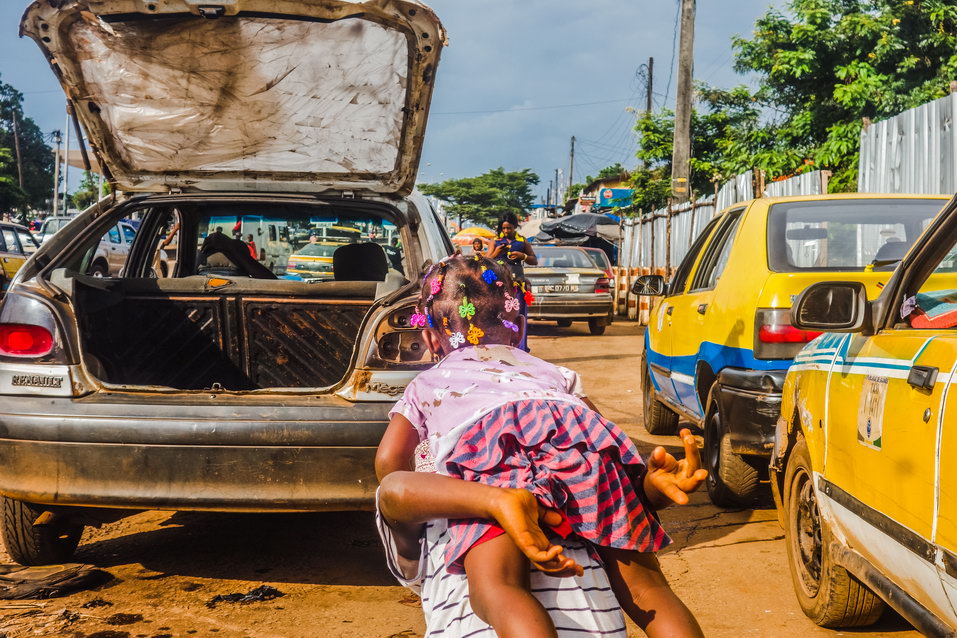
[732,0,957,190]
[0,146,26,213]
[0,76,54,212]
[419,167,540,228]
[70,171,108,210]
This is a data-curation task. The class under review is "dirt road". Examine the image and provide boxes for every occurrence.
[0,323,919,637]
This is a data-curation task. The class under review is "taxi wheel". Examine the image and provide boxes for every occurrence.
[588,318,606,335]
[640,353,678,435]
[89,261,108,278]
[1,497,83,566]
[784,437,884,627]
[557,319,573,327]
[704,397,760,507]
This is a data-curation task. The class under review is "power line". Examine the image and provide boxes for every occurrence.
[431,97,633,116]
[662,0,681,108]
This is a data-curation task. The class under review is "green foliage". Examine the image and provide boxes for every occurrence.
[418,167,540,227]
[70,171,108,210]
[0,76,54,212]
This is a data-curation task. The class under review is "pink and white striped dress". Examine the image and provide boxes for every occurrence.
[390,345,670,574]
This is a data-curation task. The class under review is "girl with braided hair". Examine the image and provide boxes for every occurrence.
[375,254,705,638]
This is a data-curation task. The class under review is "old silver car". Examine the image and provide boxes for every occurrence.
[0,0,449,564]
[525,245,615,335]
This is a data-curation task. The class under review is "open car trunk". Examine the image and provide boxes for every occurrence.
[71,276,378,391]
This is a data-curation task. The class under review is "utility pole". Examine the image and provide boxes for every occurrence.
[554,168,560,207]
[11,111,24,189]
[645,57,654,115]
[569,136,576,192]
[671,0,695,204]
[52,130,62,215]
[62,106,71,212]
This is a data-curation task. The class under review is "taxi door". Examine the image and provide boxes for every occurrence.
[0,225,26,283]
[934,359,957,621]
[645,215,721,407]
[665,209,744,417]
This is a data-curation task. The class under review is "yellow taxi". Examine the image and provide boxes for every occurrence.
[634,194,949,507]
[0,221,39,291]
[286,241,340,279]
[773,194,957,634]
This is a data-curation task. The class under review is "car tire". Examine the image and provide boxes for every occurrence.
[704,395,761,507]
[1,497,83,565]
[640,353,679,435]
[89,261,108,278]
[557,319,573,327]
[588,318,606,335]
[784,437,884,627]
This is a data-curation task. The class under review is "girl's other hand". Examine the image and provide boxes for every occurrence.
[643,428,708,510]
[487,488,583,577]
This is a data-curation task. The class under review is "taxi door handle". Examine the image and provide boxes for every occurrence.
[907,365,938,391]
[697,304,708,315]
[666,306,674,316]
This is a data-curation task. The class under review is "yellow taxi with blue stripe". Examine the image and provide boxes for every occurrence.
[773,194,957,634]
[633,194,948,507]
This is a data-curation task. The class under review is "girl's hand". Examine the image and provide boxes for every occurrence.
[642,428,708,510]
[487,488,583,577]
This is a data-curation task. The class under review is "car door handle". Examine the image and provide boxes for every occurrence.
[907,365,938,391]
[697,304,708,315]
[666,306,674,316]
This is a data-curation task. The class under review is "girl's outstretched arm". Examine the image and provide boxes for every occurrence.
[378,471,582,576]
[642,428,709,510]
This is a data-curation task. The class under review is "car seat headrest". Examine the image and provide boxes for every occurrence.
[333,242,388,281]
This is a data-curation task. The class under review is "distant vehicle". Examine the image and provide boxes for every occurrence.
[525,245,614,335]
[285,242,338,279]
[208,215,293,274]
[0,221,39,289]
[633,193,948,507]
[87,220,138,277]
[582,246,614,288]
[36,215,76,244]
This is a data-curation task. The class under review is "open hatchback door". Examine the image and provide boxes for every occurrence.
[20,0,446,195]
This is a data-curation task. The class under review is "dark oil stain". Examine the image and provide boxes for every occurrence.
[104,613,144,626]
[86,632,130,638]
[81,599,114,609]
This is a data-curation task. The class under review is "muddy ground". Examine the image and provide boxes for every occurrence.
[0,323,919,637]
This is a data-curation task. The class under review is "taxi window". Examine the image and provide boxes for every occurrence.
[669,216,721,296]
[121,224,136,245]
[902,241,957,329]
[16,229,38,256]
[107,226,121,244]
[690,211,743,291]
[1,229,19,254]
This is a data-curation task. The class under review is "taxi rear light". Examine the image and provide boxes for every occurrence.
[0,324,54,357]
[368,305,432,367]
[754,308,821,360]
[595,277,611,294]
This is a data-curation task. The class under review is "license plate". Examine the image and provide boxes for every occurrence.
[533,284,578,293]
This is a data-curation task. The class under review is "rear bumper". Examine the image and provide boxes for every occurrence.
[0,394,390,512]
[528,295,613,320]
[716,368,786,457]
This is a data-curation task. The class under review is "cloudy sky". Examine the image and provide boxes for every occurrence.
[0,1,784,198]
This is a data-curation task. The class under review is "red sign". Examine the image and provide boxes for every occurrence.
[602,189,614,199]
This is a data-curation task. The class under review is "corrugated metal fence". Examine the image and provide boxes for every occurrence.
[613,169,829,322]
[859,91,957,194]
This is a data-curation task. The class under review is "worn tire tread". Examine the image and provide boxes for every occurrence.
[1,497,82,566]
[640,354,679,436]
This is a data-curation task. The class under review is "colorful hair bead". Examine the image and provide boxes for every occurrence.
[502,319,519,332]
[449,332,466,348]
[467,324,485,345]
[410,309,428,328]
[482,269,498,284]
[430,276,444,295]
[458,296,476,320]
[503,292,520,313]
[524,289,535,305]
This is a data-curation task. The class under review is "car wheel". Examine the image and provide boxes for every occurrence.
[784,437,884,627]
[640,352,678,435]
[703,395,761,507]
[1,497,84,565]
[557,319,573,327]
[587,318,606,335]
[89,261,108,278]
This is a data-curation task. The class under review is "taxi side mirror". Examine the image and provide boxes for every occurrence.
[632,274,667,296]
[792,281,869,332]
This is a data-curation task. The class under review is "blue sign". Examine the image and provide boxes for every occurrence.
[597,188,633,208]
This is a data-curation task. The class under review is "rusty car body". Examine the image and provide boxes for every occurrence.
[0,0,450,565]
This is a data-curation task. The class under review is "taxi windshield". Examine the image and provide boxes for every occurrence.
[767,198,945,272]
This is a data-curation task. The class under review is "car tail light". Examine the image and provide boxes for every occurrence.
[754,308,822,360]
[369,304,432,366]
[595,277,611,294]
[0,324,54,357]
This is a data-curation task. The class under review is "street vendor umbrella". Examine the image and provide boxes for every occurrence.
[452,226,496,246]
[540,213,621,242]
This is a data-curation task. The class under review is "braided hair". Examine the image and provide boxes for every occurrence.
[412,254,523,350]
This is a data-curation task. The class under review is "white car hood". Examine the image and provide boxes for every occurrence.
[20,0,446,195]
